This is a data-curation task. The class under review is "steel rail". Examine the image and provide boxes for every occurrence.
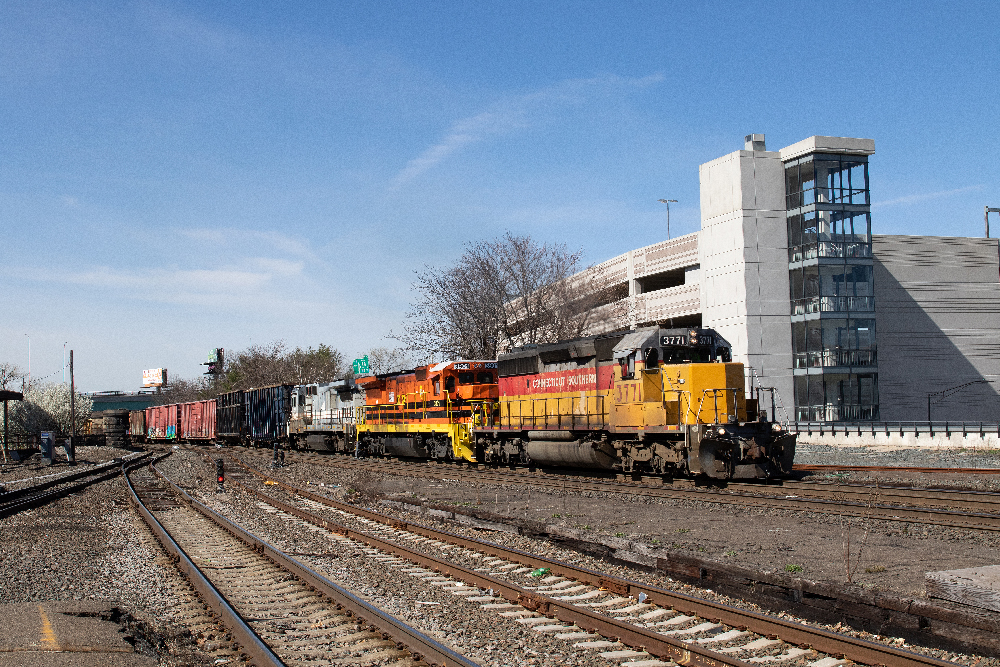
[223,471,755,667]
[794,464,1000,475]
[0,452,152,518]
[144,459,479,667]
[226,453,960,667]
[756,480,1000,513]
[258,449,1000,532]
[125,456,285,667]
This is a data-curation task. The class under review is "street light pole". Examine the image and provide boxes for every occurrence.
[658,199,678,239]
[63,342,68,383]
[986,206,999,238]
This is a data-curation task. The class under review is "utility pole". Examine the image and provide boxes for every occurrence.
[63,342,68,383]
[658,199,678,239]
[25,334,30,389]
[68,350,76,465]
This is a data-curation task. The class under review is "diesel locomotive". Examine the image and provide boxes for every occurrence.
[479,327,794,479]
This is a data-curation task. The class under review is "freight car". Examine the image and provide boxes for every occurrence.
[354,361,498,461]
[143,399,216,443]
[215,384,293,446]
[476,327,794,479]
[145,404,179,442]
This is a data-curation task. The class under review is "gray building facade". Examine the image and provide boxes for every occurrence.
[581,134,1000,422]
[873,235,1000,421]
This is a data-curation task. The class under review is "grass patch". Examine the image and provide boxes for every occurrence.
[865,565,886,573]
[677,528,690,534]
[785,564,804,573]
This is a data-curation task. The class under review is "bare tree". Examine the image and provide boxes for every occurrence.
[217,341,347,392]
[399,233,625,359]
[0,362,24,391]
[153,376,216,405]
[366,347,414,375]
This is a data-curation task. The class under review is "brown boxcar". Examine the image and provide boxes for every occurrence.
[180,400,216,441]
[145,404,179,441]
[129,410,146,442]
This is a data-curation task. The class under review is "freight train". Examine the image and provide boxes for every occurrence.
[125,327,795,480]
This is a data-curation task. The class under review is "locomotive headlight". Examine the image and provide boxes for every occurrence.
[717,427,726,436]
[771,423,782,433]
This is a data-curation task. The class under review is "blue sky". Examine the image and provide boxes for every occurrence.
[2,0,998,391]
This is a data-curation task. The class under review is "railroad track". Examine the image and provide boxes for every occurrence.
[794,464,1000,475]
[125,456,479,667]
[0,451,151,518]
[240,448,1000,533]
[217,450,964,667]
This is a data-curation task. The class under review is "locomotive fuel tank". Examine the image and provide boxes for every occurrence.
[523,432,615,468]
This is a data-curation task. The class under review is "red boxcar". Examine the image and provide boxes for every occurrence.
[180,400,216,441]
[145,404,179,441]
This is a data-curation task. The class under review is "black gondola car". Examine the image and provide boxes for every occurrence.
[216,390,245,443]
[245,384,292,445]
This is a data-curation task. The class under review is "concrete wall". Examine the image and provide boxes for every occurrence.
[584,233,702,333]
[699,148,794,413]
[874,235,1000,421]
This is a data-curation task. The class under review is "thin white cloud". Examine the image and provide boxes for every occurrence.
[392,73,663,187]
[177,227,318,261]
[872,184,983,209]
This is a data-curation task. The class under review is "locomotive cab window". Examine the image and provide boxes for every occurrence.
[643,347,659,368]
[445,376,456,392]
[458,372,475,384]
[620,352,636,379]
[433,379,440,395]
[476,372,494,384]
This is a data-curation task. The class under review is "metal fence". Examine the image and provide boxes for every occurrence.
[789,421,1000,438]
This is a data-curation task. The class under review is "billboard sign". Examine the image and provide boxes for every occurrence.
[142,368,167,387]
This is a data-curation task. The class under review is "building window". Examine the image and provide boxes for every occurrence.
[789,210,872,262]
[794,373,879,421]
[792,318,877,369]
[785,154,869,210]
[789,265,874,314]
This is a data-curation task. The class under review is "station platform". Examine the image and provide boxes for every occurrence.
[0,602,156,666]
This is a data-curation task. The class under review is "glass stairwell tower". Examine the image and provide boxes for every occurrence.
[782,138,878,421]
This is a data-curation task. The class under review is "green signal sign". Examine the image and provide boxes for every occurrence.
[352,356,370,375]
